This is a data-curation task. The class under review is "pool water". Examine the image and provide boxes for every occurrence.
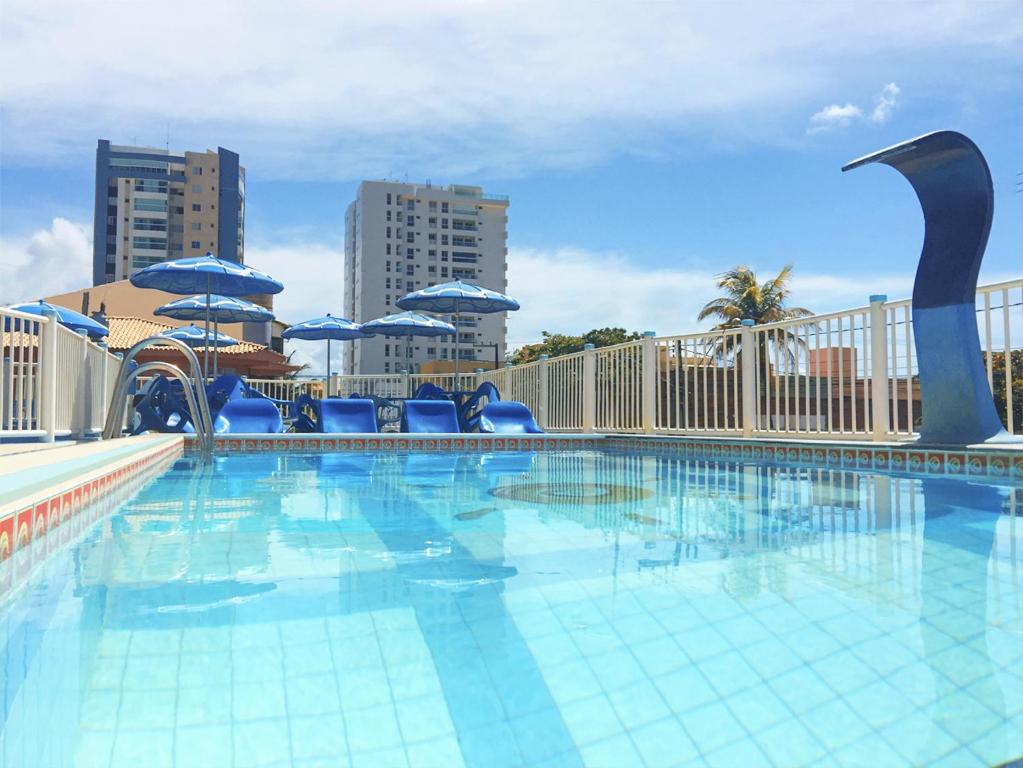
[2,450,1021,767]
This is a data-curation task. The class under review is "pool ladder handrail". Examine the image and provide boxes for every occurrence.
[102,336,214,457]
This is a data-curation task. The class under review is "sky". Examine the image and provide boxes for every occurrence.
[1,0,1020,373]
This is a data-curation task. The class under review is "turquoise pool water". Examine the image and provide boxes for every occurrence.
[1,450,1021,767]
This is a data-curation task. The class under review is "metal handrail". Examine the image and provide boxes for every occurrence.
[102,336,213,456]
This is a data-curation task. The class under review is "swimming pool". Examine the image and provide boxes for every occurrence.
[2,449,1021,767]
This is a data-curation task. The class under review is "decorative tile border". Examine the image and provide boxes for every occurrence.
[188,434,602,453]
[0,438,183,603]
[604,436,1023,480]
[185,432,1023,479]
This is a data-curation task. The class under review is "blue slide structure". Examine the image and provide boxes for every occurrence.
[843,131,1015,445]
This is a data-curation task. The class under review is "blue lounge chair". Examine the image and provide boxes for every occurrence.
[477,401,543,434]
[213,398,285,434]
[293,395,378,433]
[403,399,460,433]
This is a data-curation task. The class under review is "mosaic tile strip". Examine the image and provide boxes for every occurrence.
[189,434,602,454]
[0,439,183,602]
[604,436,1023,480]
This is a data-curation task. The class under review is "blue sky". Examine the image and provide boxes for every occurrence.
[1,1,1020,368]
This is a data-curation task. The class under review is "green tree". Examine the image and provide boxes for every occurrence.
[698,265,812,328]
[512,327,642,364]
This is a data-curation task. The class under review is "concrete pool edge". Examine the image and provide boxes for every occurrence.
[0,435,183,601]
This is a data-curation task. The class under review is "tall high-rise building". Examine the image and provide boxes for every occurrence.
[343,181,509,375]
[92,139,245,286]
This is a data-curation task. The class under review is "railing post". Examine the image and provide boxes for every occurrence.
[538,354,550,430]
[869,294,890,441]
[76,329,89,438]
[400,369,410,398]
[582,343,596,433]
[39,308,58,442]
[740,320,756,438]
[641,331,657,434]
[99,342,109,434]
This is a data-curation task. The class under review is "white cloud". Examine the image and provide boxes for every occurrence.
[808,82,902,134]
[506,246,921,349]
[808,103,864,132]
[0,217,92,304]
[244,242,346,375]
[0,2,1017,178]
[870,82,901,123]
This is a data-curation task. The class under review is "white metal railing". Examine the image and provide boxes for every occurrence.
[477,278,1022,440]
[1,306,121,442]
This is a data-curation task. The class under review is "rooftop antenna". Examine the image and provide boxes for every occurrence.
[166,122,171,151]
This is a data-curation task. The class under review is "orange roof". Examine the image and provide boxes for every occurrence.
[106,316,268,355]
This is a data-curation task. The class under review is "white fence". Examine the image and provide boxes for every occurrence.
[473,278,1023,440]
[2,306,121,441]
[4,278,1020,442]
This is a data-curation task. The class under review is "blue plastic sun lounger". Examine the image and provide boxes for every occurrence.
[318,398,378,433]
[293,396,378,433]
[477,401,543,434]
[213,398,285,434]
[403,399,460,433]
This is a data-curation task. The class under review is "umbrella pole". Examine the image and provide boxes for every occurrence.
[326,339,331,398]
[214,317,220,379]
[453,298,460,387]
[204,275,211,383]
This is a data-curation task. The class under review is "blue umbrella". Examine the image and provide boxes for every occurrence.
[360,311,455,375]
[282,314,372,397]
[155,294,274,323]
[131,252,283,375]
[157,324,238,348]
[156,294,274,378]
[5,300,108,339]
[396,280,518,376]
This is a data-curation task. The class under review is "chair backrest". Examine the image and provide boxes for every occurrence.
[403,399,460,433]
[478,401,543,434]
[318,398,378,433]
[213,398,284,434]
[412,382,448,400]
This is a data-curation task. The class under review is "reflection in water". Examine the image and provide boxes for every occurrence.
[1,450,1020,767]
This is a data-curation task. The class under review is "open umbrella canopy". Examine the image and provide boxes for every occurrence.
[360,311,456,337]
[130,253,284,297]
[6,300,109,339]
[396,280,519,314]
[283,314,371,341]
[155,294,274,324]
[157,324,238,348]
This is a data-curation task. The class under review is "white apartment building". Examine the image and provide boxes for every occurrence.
[342,181,509,375]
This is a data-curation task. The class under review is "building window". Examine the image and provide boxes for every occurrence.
[386,210,391,221]
[428,249,437,259]
[192,203,201,212]
[441,202,449,213]
[441,235,448,245]
[429,201,437,210]
[406,232,414,243]
[133,198,167,212]
[386,193,392,204]
[406,200,414,211]
[386,226,391,238]
[428,234,436,244]
[441,251,449,261]
[191,240,201,248]
[441,267,448,277]
[442,218,449,228]
[406,265,414,276]
[191,222,202,231]
[427,347,436,355]
[406,215,414,225]
[428,266,436,274]
[385,278,391,289]
[192,167,203,175]
[406,248,414,258]
[386,243,391,255]
[384,344,390,357]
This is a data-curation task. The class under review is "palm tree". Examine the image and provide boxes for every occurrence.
[698,265,812,329]
[696,266,815,407]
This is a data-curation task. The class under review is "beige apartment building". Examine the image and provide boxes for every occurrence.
[342,181,510,375]
[93,140,245,285]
